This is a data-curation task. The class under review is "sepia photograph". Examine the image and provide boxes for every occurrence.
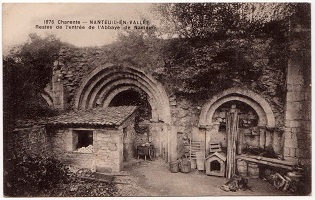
[2,1,312,197]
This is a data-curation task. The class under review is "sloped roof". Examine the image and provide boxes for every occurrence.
[47,106,137,127]
[206,152,227,161]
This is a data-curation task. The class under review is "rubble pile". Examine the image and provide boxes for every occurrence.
[75,145,94,153]
[262,167,304,194]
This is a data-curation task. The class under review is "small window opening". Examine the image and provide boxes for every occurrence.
[73,130,93,153]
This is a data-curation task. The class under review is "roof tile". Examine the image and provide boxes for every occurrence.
[47,106,137,127]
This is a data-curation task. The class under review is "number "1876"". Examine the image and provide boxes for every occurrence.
[44,20,54,24]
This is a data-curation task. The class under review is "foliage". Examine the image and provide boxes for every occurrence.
[38,177,118,197]
[159,34,288,104]
[3,154,118,197]
[153,3,309,39]
[106,30,165,74]
[146,3,298,104]
[4,154,70,196]
[154,3,244,39]
[87,2,302,115]
[3,34,62,120]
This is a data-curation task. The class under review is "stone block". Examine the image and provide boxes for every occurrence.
[300,120,311,131]
[284,147,290,156]
[303,111,311,121]
[289,120,301,128]
[295,148,302,158]
[301,149,311,159]
[295,148,310,159]
[299,159,311,166]
[297,132,311,140]
[296,132,308,140]
[289,148,296,157]
[287,75,304,85]
[284,138,298,148]
[290,132,297,140]
[298,139,311,149]
[284,130,292,138]
[286,92,304,102]
[285,110,302,120]
[304,92,311,101]
[291,127,301,133]
[286,102,303,111]
[287,84,303,92]
[288,61,303,75]
[283,156,298,164]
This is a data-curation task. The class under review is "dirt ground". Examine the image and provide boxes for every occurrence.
[115,158,290,197]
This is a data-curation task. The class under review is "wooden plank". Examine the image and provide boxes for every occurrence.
[80,176,111,183]
[261,157,294,166]
[236,155,294,170]
[226,109,239,178]
[226,112,231,178]
[96,171,130,176]
[239,155,295,166]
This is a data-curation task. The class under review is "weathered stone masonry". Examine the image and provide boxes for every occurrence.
[283,21,311,165]
[46,106,138,172]
[49,127,124,173]
[45,27,311,166]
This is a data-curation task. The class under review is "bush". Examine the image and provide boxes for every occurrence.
[4,154,71,197]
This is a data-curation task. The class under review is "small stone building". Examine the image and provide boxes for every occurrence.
[46,106,137,173]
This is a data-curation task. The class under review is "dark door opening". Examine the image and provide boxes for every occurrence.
[109,88,153,157]
[210,160,221,172]
[109,89,151,122]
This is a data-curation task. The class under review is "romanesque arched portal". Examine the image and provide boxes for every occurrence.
[75,65,173,160]
[198,87,280,169]
[199,87,275,127]
[75,65,171,124]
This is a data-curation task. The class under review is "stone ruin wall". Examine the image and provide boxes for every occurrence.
[7,27,311,167]
[52,38,287,133]
[48,25,311,165]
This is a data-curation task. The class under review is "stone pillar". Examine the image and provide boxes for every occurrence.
[204,126,211,156]
[52,61,68,110]
[149,122,163,157]
[283,19,311,165]
[207,123,220,153]
[169,125,178,162]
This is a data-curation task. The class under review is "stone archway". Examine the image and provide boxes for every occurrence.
[199,87,275,128]
[76,64,171,124]
[198,87,278,158]
[75,64,173,160]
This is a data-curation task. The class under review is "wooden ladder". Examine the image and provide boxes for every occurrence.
[190,141,205,161]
